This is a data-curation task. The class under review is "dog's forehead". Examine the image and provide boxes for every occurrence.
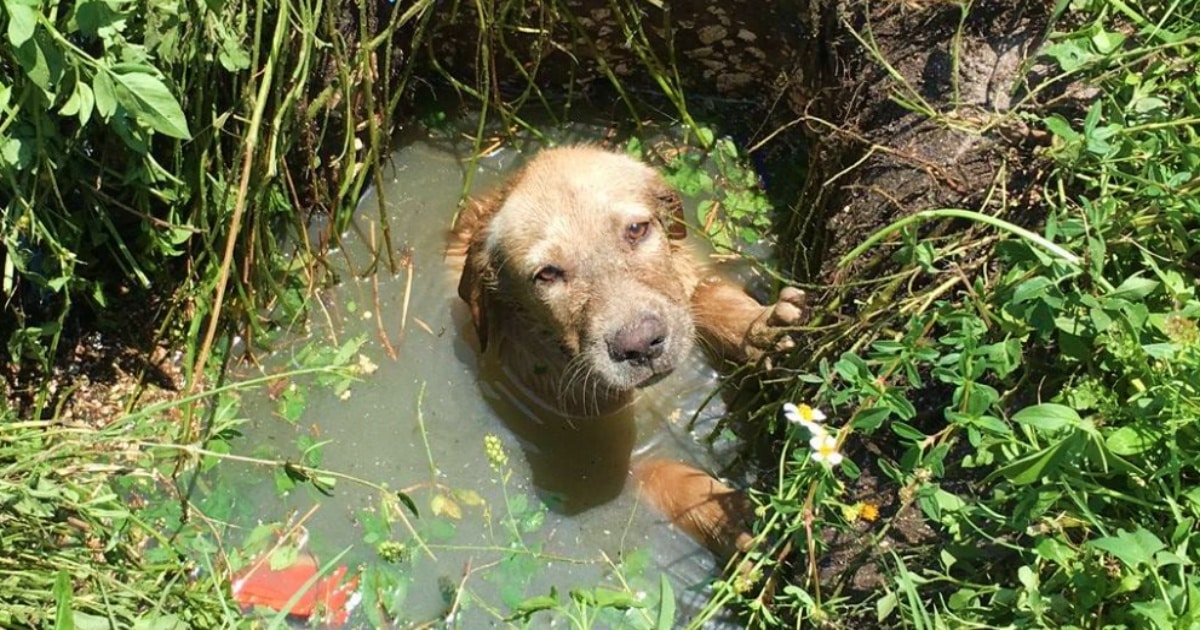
[484,147,657,262]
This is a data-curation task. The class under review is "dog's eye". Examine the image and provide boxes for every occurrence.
[626,221,651,244]
[533,265,565,284]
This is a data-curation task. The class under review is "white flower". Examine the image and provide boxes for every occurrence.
[783,402,827,436]
[809,433,843,466]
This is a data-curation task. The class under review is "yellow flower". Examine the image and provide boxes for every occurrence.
[484,434,508,471]
[859,502,879,522]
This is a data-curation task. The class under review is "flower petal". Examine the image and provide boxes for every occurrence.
[801,421,827,437]
[808,433,843,467]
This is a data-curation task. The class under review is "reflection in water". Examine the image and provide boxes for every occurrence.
[231,129,749,625]
[478,349,637,514]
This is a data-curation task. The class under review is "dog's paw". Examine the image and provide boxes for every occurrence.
[744,287,808,358]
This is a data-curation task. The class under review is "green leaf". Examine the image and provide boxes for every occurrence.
[834,352,872,384]
[5,0,36,47]
[53,569,73,630]
[108,69,191,139]
[932,488,966,513]
[60,81,95,126]
[93,71,116,117]
[876,591,898,621]
[1105,425,1162,455]
[1042,114,1079,141]
[891,422,926,442]
[218,36,251,71]
[277,386,306,423]
[268,544,300,571]
[1107,275,1159,300]
[656,574,675,630]
[1091,29,1126,54]
[1142,343,1178,360]
[1043,41,1094,72]
[15,32,64,96]
[1130,600,1177,628]
[1,129,33,169]
[989,435,1074,485]
[312,475,336,495]
[1088,528,1165,569]
[132,615,188,630]
[510,591,559,619]
[74,0,125,39]
[76,81,96,124]
[395,491,419,517]
[593,588,642,610]
[1012,403,1080,432]
[1034,537,1076,565]
[852,406,890,432]
[71,613,112,630]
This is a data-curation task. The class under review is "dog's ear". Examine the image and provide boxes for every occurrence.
[457,240,493,351]
[453,193,508,351]
[651,179,687,240]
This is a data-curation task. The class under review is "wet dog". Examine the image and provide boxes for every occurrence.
[449,145,805,557]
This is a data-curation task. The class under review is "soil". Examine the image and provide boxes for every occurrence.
[2,290,185,428]
[795,0,1054,285]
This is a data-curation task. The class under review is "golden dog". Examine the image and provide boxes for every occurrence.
[450,145,804,558]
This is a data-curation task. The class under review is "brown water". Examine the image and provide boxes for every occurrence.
[229,129,751,627]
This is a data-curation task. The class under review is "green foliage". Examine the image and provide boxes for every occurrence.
[0,394,249,626]
[630,130,775,252]
[1,0,201,363]
[729,1,1200,627]
[0,0,414,369]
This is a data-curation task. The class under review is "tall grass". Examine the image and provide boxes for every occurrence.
[0,0,430,387]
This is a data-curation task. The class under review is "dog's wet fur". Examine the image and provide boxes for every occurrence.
[450,145,806,558]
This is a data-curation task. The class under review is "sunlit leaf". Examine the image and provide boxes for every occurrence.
[656,574,675,630]
[4,0,36,47]
[989,435,1076,485]
[1012,403,1080,432]
[1088,528,1165,569]
[108,69,191,139]
[53,569,72,630]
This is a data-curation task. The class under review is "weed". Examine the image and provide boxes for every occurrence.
[628,129,778,255]
[721,1,1200,627]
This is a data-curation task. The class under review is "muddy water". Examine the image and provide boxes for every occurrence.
[232,129,750,626]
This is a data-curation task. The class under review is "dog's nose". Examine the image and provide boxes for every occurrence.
[608,316,668,365]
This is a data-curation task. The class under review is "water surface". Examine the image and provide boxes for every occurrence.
[229,128,750,626]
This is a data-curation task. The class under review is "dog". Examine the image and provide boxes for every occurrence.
[449,145,805,558]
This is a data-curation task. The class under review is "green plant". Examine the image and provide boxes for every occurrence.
[627,129,776,254]
[713,1,1200,627]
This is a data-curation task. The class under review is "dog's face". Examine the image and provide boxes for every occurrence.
[458,146,695,405]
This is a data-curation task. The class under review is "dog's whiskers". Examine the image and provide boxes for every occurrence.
[558,353,595,413]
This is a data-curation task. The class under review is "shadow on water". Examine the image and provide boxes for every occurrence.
[223,123,754,626]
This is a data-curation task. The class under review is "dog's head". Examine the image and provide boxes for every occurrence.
[457,146,694,403]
